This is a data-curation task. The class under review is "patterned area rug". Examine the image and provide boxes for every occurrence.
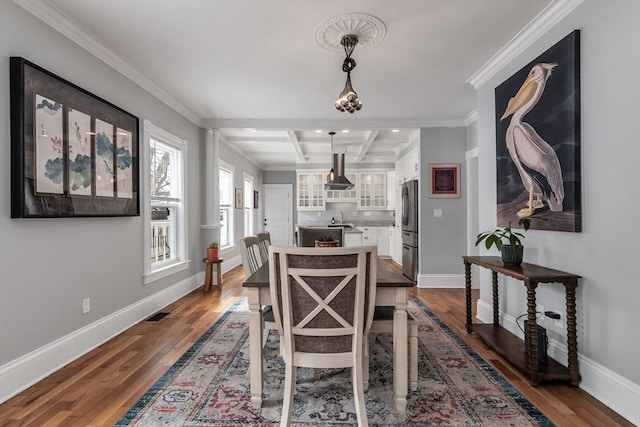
[117,298,553,426]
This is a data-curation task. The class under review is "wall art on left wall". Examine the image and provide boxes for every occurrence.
[10,57,140,218]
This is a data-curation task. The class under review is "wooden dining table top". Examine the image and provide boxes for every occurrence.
[242,257,415,288]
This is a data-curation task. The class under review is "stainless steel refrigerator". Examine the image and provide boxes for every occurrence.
[401,180,418,281]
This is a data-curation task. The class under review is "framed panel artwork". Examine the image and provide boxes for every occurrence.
[10,57,139,218]
[428,164,460,198]
[235,188,243,209]
[495,30,581,232]
[253,190,259,209]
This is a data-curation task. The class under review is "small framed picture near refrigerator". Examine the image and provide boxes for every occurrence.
[428,163,460,198]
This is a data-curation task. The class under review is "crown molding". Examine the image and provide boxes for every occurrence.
[466,0,584,89]
[464,110,478,125]
[205,118,469,130]
[13,0,202,126]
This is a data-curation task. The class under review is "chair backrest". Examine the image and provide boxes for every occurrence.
[297,227,345,247]
[238,236,264,277]
[256,232,271,263]
[268,245,377,360]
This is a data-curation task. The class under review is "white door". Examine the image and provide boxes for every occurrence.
[264,184,293,246]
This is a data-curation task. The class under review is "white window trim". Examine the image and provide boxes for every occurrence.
[219,160,235,249]
[143,119,189,284]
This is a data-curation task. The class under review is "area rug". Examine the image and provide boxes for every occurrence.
[116,298,553,426]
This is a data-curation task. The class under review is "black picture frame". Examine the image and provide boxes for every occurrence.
[253,190,259,209]
[10,57,140,218]
[234,188,243,209]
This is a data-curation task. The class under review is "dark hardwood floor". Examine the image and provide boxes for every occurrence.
[0,261,632,426]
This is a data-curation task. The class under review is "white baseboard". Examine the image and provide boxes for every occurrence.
[476,299,639,425]
[417,273,464,288]
[0,273,202,404]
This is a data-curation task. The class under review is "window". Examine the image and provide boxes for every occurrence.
[143,120,188,283]
[219,161,234,248]
[244,173,254,236]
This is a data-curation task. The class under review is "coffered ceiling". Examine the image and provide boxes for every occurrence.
[15,0,557,169]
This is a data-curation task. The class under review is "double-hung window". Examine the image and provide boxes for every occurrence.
[244,173,254,236]
[219,161,234,248]
[143,120,188,283]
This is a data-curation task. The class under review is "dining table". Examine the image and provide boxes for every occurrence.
[242,257,415,412]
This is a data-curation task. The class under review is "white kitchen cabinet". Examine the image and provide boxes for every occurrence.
[297,172,325,211]
[358,172,386,209]
[377,226,390,257]
[325,172,358,202]
[344,232,362,247]
[360,226,378,245]
[386,171,396,209]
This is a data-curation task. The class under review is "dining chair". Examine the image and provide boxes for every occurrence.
[256,231,271,263]
[239,237,277,347]
[364,307,419,392]
[268,245,377,427]
[297,226,344,247]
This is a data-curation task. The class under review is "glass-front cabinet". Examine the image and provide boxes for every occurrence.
[358,172,386,209]
[325,172,358,202]
[297,172,326,210]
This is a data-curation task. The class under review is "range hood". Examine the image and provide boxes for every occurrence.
[325,153,354,190]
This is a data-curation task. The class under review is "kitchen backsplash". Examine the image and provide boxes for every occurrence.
[297,203,395,227]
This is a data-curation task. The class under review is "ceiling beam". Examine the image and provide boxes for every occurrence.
[356,130,379,162]
[287,130,306,163]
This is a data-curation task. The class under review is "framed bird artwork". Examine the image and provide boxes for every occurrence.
[495,30,581,233]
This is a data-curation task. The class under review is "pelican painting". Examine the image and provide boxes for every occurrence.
[500,63,564,217]
[494,30,581,233]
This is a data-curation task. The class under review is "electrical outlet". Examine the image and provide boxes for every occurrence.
[83,298,90,314]
[553,311,563,328]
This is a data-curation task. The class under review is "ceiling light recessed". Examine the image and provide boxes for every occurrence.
[392,129,400,133]
[244,128,257,132]
[315,129,323,133]
[341,129,349,133]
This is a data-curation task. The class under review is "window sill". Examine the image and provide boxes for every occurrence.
[144,260,190,284]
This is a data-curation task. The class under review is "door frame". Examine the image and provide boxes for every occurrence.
[263,184,294,246]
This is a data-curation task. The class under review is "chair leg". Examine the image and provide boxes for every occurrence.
[409,322,418,392]
[352,358,369,427]
[363,334,375,391]
[262,328,270,348]
[281,362,296,427]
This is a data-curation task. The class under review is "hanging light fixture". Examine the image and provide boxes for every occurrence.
[334,35,362,113]
[327,131,336,183]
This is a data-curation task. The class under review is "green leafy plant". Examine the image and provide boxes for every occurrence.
[475,217,531,251]
[209,241,219,249]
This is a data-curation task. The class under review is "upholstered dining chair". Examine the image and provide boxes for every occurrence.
[268,245,378,427]
[297,226,344,247]
[239,237,277,347]
[256,231,271,263]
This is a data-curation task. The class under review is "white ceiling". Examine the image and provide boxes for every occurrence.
[18,0,555,170]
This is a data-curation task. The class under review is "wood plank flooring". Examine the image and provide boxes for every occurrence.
[0,261,632,426]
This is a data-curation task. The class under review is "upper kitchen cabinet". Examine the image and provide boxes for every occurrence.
[325,172,358,202]
[386,171,396,209]
[297,172,325,211]
[358,172,386,209]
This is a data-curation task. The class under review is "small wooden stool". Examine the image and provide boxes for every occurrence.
[202,257,223,292]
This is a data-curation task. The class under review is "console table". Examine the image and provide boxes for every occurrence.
[463,256,581,386]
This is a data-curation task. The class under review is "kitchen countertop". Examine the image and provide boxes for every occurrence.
[296,222,395,234]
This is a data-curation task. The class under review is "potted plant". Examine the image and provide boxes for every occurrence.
[475,217,531,266]
[315,235,340,248]
[207,241,219,260]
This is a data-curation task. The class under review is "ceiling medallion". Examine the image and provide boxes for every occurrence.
[314,13,386,51]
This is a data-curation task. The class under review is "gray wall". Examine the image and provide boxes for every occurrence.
[0,2,204,364]
[419,127,468,274]
[475,0,640,415]
[466,120,478,150]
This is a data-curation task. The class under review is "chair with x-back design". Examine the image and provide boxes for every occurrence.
[268,245,377,427]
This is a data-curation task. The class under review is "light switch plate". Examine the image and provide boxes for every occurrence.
[434,209,443,217]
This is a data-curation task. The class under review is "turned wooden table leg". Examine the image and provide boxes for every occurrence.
[492,271,499,325]
[566,278,581,385]
[464,260,472,333]
[526,280,541,386]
